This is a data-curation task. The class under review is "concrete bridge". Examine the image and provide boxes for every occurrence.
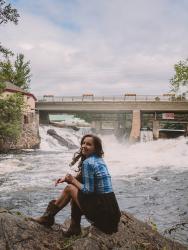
[36,95,188,141]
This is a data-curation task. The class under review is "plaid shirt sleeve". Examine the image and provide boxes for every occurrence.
[81,160,95,193]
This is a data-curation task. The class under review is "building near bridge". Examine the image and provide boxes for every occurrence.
[0,82,40,151]
[2,81,36,111]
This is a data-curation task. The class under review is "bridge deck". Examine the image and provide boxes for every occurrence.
[37,95,187,103]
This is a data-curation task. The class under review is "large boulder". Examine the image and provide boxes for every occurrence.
[47,129,78,149]
[0,208,186,250]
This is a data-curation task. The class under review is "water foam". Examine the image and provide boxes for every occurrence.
[102,135,188,177]
[1,126,187,178]
[0,157,26,175]
[39,126,188,177]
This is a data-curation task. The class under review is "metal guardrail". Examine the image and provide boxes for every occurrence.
[37,95,187,102]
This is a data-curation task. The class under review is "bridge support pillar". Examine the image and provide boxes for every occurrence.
[153,120,160,139]
[39,111,50,124]
[91,120,101,133]
[129,110,140,143]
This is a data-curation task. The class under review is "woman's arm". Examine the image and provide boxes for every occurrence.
[63,162,95,193]
[55,172,81,187]
[80,161,95,193]
[63,174,82,190]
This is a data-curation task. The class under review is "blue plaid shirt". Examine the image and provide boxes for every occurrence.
[81,154,113,194]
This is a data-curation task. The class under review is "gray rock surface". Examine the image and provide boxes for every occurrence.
[47,129,78,149]
[0,208,187,250]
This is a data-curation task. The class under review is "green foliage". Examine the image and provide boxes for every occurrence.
[147,217,158,231]
[0,0,19,25]
[0,53,31,90]
[0,81,5,93]
[0,57,14,82]
[0,44,14,57]
[0,2,26,142]
[170,58,188,93]
[0,0,20,57]
[0,93,24,140]
[63,235,81,248]
[14,54,31,90]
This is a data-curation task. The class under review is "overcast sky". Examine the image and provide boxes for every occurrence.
[1,0,188,96]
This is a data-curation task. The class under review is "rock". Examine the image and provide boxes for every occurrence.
[50,122,80,131]
[47,129,78,149]
[151,176,160,181]
[0,209,187,250]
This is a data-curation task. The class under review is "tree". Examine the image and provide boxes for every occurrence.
[0,53,31,90]
[0,56,14,82]
[14,54,31,90]
[170,58,188,94]
[0,0,19,56]
[0,93,24,140]
[0,81,5,93]
[0,0,19,25]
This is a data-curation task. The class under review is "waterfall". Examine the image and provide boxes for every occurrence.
[140,130,153,142]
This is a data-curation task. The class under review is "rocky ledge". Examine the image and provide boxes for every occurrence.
[0,208,186,250]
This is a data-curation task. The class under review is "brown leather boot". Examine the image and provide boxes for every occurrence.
[63,201,82,237]
[32,200,61,227]
[63,223,81,237]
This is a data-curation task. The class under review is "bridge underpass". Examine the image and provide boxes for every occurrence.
[141,111,188,139]
[36,98,188,141]
[38,110,133,139]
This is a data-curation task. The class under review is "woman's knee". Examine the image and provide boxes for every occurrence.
[64,184,76,194]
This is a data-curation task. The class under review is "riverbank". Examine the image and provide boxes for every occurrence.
[0,208,187,250]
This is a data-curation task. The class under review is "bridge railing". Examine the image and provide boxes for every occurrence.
[37,95,187,102]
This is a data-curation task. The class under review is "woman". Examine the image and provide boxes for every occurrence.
[33,134,121,236]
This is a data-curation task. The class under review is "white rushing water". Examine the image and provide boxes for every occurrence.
[103,134,188,177]
[39,125,188,175]
[0,125,188,189]
[0,125,188,245]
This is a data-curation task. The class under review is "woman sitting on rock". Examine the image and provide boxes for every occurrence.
[33,134,121,236]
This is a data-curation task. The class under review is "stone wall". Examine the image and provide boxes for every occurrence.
[0,112,40,152]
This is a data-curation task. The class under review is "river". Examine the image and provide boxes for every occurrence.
[0,125,188,246]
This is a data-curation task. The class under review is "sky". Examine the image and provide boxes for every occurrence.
[1,0,188,96]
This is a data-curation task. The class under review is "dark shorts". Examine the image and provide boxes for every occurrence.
[78,191,121,234]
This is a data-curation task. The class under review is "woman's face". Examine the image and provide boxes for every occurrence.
[81,136,95,157]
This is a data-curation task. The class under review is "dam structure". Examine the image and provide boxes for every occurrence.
[36,95,188,141]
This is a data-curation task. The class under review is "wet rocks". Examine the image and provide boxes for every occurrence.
[0,208,187,250]
[47,129,78,149]
[151,176,160,181]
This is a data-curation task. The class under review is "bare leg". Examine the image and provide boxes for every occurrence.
[32,184,81,227]
[55,184,81,210]
[55,184,82,236]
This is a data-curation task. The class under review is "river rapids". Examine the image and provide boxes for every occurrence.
[0,125,188,246]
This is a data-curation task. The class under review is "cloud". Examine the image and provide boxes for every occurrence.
[1,0,188,96]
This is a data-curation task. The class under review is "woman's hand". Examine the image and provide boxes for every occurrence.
[64,173,74,184]
[55,174,75,187]
[65,174,82,190]
[55,177,65,186]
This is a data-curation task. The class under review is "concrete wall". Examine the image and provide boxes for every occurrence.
[129,110,141,142]
[153,120,160,139]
